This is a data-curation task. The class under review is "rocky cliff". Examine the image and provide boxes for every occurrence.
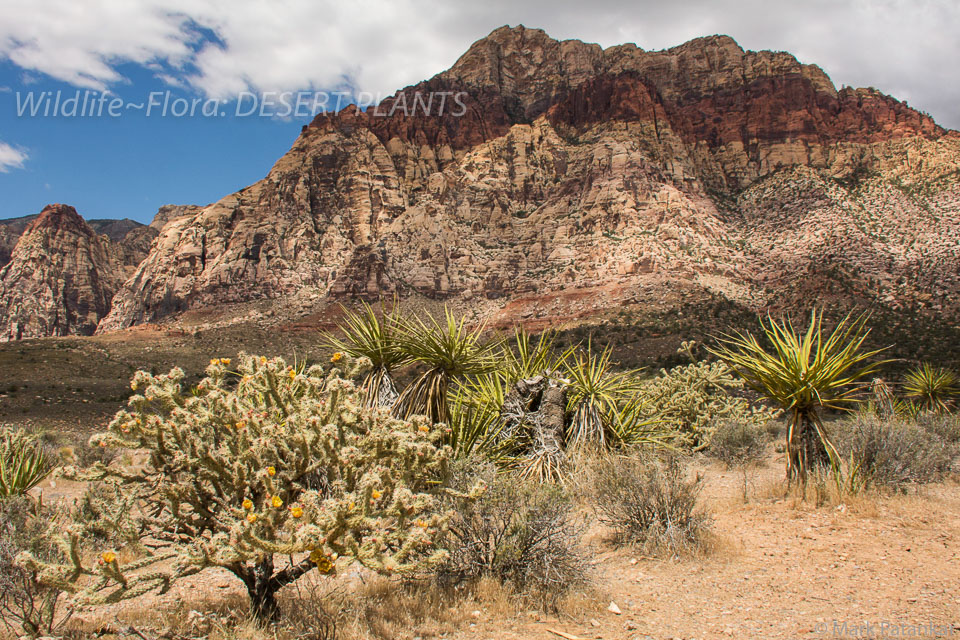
[52,27,960,332]
[0,206,159,340]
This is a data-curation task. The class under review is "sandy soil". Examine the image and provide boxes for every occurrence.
[452,460,960,640]
[32,453,959,640]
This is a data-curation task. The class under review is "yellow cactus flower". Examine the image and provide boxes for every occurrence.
[310,550,335,574]
[247,513,258,524]
[242,499,253,510]
[101,551,117,564]
[290,506,303,518]
[331,352,343,363]
[235,420,247,430]
[418,424,429,433]
[372,489,382,499]
[221,358,231,365]
[260,356,267,365]
[415,519,428,528]
[271,495,283,508]
[288,370,296,380]
[267,466,276,476]
[347,501,355,510]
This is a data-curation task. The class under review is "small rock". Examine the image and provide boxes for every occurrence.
[608,601,622,615]
[471,610,482,618]
[590,618,600,627]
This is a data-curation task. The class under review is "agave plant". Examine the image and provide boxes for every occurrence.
[902,363,959,414]
[709,310,888,483]
[393,308,500,425]
[0,427,51,498]
[563,342,642,449]
[324,302,407,408]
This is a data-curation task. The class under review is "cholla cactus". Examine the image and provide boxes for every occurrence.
[22,353,480,621]
[641,358,777,448]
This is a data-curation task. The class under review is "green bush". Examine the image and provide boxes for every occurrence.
[589,455,711,556]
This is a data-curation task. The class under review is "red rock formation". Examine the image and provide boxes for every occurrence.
[88,26,960,333]
[0,205,156,340]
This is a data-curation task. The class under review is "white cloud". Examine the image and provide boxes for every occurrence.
[0,141,27,172]
[0,0,958,128]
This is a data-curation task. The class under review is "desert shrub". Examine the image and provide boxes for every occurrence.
[915,412,960,445]
[0,427,52,498]
[708,420,766,468]
[24,354,481,623]
[835,414,958,492]
[437,460,587,608]
[0,497,71,637]
[639,356,775,449]
[589,455,710,556]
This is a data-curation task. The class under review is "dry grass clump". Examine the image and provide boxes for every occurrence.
[707,420,766,468]
[437,459,590,611]
[834,413,959,493]
[584,454,713,557]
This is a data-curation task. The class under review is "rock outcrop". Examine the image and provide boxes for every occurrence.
[54,27,960,332]
[0,205,159,340]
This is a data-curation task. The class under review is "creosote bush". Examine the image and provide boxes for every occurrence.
[437,459,588,608]
[24,353,482,623]
[588,455,711,556]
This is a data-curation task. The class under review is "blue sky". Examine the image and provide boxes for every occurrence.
[0,64,310,222]
[1,0,958,224]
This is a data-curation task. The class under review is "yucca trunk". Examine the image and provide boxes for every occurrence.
[785,409,832,482]
[363,365,399,408]
[393,368,448,424]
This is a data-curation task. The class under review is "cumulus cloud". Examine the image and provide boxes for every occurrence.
[0,0,957,128]
[0,141,27,172]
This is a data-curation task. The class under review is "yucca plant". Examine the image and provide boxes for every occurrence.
[324,302,407,408]
[709,310,888,483]
[447,379,506,459]
[0,427,51,498]
[393,308,500,425]
[501,327,573,382]
[902,363,959,414]
[563,343,641,449]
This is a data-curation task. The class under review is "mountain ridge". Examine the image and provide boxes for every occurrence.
[2,25,958,340]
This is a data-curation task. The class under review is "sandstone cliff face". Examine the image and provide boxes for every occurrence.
[97,26,960,332]
[0,205,125,339]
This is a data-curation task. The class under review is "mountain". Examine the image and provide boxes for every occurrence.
[0,206,157,340]
[3,25,958,341]
[95,26,960,335]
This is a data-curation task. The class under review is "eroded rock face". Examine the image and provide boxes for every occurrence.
[0,205,153,340]
[91,26,960,331]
